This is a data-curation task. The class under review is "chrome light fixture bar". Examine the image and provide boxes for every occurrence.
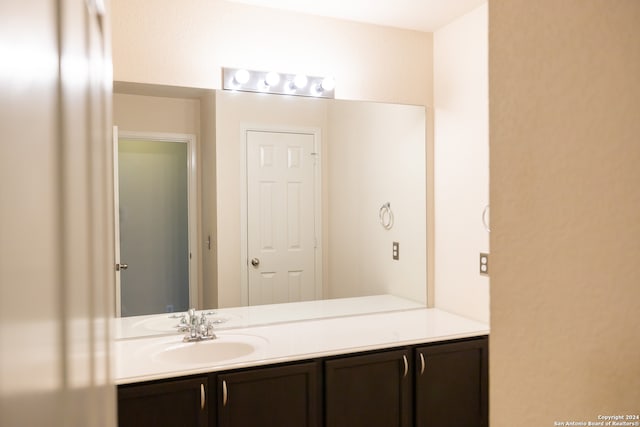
[222,67,335,99]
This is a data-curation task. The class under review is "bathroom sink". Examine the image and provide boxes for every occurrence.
[145,334,268,365]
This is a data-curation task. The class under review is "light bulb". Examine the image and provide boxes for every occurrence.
[234,69,250,85]
[321,77,335,91]
[265,71,280,87]
[292,74,308,89]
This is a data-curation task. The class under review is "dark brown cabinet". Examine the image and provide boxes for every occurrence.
[214,361,321,427]
[118,376,208,427]
[324,349,412,427]
[117,336,488,427]
[414,337,488,427]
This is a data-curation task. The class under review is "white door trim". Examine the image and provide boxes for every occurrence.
[240,125,323,306]
[114,129,199,313]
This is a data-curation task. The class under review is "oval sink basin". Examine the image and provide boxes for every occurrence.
[145,334,268,365]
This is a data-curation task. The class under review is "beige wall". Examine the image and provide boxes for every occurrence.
[434,4,489,323]
[200,92,218,309]
[490,0,640,424]
[111,0,432,106]
[327,101,427,304]
[113,93,201,136]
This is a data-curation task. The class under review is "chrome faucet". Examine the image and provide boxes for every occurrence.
[179,308,217,342]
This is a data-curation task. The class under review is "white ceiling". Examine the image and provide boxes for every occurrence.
[226,0,487,32]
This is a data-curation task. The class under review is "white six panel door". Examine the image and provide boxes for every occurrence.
[247,130,317,305]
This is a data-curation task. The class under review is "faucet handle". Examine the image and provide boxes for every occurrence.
[204,319,216,338]
[181,308,217,341]
[207,324,216,338]
[187,308,197,325]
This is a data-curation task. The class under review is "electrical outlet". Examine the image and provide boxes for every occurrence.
[393,242,399,260]
[479,253,489,275]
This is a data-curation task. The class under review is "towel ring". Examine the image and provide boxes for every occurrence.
[482,204,490,233]
[379,202,394,230]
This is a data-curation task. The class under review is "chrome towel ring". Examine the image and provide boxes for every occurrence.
[482,204,490,233]
[379,202,394,230]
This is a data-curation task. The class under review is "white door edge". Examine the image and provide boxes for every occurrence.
[113,126,121,317]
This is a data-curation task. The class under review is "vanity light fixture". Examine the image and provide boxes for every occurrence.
[222,67,335,99]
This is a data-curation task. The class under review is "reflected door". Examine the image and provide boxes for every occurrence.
[116,136,190,316]
[246,130,318,305]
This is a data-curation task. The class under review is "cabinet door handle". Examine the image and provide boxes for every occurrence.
[419,353,425,375]
[402,355,408,378]
[222,380,228,407]
[200,383,206,410]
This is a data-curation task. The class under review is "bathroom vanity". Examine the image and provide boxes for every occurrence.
[115,299,489,427]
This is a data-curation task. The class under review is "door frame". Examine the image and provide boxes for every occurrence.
[113,127,199,316]
[239,125,323,306]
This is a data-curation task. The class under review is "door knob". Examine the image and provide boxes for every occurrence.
[250,258,260,267]
[116,263,128,271]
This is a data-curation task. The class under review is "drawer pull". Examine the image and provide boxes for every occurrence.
[402,355,408,378]
[222,380,228,407]
[420,353,425,375]
[200,383,205,410]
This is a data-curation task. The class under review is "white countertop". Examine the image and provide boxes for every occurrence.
[115,307,489,385]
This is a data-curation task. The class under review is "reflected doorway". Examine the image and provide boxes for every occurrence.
[243,128,322,306]
[113,128,198,316]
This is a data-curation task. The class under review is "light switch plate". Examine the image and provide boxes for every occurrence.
[479,253,489,275]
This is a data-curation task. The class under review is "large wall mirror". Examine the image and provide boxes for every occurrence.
[113,81,427,334]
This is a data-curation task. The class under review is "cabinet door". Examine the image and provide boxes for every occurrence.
[415,337,488,427]
[118,376,208,427]
[324,349,412,427]
[215,361,320,427]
